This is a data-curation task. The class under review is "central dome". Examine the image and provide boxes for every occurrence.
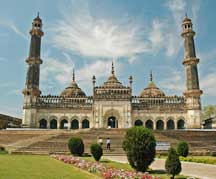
[60,70,86,97]
[100,62,126,89]
[140,72,165,98]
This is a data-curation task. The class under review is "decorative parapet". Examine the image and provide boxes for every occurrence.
[23,95,93,109]
[94,88,131,100]
[132,96,186,111]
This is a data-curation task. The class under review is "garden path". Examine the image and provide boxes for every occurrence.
[104,156,216,179]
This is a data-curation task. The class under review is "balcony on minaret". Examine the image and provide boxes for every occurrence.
[181,15,195,36]
[30,12,44,37]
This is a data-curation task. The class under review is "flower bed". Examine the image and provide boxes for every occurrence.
[51,155,160,179]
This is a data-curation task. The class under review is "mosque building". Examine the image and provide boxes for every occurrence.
[22,14,202,129]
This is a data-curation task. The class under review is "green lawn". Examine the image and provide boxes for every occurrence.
[0,154,101,179]
[157,155,216,165]
[0,154,200,179]
[179,156,216,165]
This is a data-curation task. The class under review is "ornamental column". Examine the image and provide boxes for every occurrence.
[23,13,43,97]
[22,13,44,128]
[181,15,203,128]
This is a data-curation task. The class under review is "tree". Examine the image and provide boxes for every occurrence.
[177,141,189,157]
[68,137,84,156]
[165,147,182,179]
[122,126,156,172]
[90,143,103,161]
[203,105,216,119]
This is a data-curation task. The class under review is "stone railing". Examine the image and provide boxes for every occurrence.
[94,94,131,100]
[25,96,93,109]
[132,96,186,111]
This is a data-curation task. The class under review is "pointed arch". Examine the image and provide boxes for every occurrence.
[82,119,89,129]
[167,119,175,130]
[50,119,57,129]
[156,120,164,130]
[60,119,68,129]
[71,119,79,129]
[39,119,47,129]
[145,120,153,129]
[177,119,185,129]
[134,120,143,126]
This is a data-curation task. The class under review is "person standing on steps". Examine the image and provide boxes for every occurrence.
[106,137,111,150]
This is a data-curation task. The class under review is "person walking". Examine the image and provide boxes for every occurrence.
[106,137,111,150]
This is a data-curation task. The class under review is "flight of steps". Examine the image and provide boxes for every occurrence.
[6,129,216,156]
[159,130,216,155]
[14,129,127,155]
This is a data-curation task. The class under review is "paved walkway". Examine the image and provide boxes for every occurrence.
[104,156,216,179]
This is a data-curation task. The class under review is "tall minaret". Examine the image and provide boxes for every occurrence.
[22,13,44,127]
[181,15,203,128]
[23,13,43,97]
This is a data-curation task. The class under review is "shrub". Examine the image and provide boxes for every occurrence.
[0,146,7,154]
[177,141,189,157]
[90,143,103,161]
[122,126,156,172]
[68,137,84,156]
[165,147,181,179]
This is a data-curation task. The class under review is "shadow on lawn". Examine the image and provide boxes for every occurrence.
[149,169,166,174]
[100,160,110,163]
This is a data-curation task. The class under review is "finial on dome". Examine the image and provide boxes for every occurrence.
[185,13,187,18]
[72,68,75,82]
[150,70,153,82]
[37,12,40,18]
[111,61,115,75]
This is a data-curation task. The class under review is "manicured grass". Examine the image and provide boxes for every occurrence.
[84,156,133,171]
[157,155,216,165]
[179,156,216,165]
[83,157,188,179]
[0,154,101,179]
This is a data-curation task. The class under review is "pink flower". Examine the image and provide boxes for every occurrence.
[51,155,160,179]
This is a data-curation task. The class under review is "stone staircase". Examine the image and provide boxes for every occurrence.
[14,129,127,155]
[1,129,215,156]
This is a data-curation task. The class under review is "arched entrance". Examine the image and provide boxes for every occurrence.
[39,119,47,129]
[50,119,57,129]
[156,120,164,130]
[60,119,68,129]
[167,119,175,130]
[82,119,89,129]
[134,120,143,126]
[108,116,118,128]
[177,119,185,129]
[145,120,153,129]
[71,119,79,129]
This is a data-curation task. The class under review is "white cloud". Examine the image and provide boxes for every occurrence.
[159,70,185,95]
[41,55,75,86]
[0,19,27,40]
[164,0,200,57]
[41,52,118,94]
[149,20,164,51]
[50,2,150,59]
[200,72,216,97]
[47,0,201,60]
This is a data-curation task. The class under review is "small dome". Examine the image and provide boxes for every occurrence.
[140,82,165,98]
[182,14,191,23]
[34,12,42,22]
[140,72,165,98]
[99,62,126,89]
[101,74,125,88]
[60,70,86,97]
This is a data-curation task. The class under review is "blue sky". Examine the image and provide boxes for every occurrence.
[0,0,216,118]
